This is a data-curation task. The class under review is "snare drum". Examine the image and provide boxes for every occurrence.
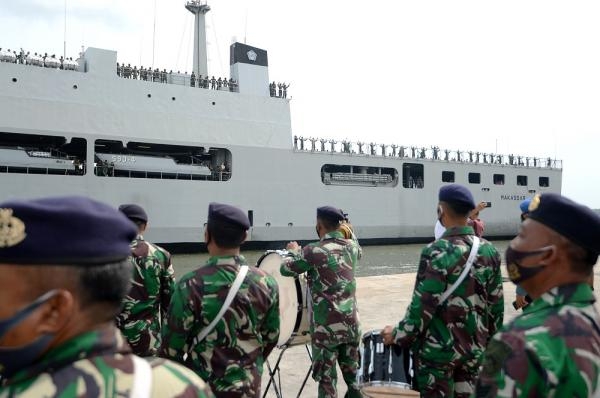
[358,330,418,397]
[256,250,311,347]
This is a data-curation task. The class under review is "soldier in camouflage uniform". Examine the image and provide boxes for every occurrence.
[0,196,212,397]
[475,193,600,397]
[160,202,279,397]
[280,206,362,398]
[116,204,175,356]
[382,184,504,398]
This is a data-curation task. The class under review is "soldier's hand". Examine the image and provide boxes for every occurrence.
[381,325,395,345]
[514,295,528,309]
[286,241,300,252]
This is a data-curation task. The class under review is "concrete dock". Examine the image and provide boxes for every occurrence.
[261,269,600,397]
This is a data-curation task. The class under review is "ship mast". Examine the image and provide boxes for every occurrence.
[185,0,211,77]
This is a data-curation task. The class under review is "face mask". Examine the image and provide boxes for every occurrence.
[505,246,553,285]
[0,290,58,379]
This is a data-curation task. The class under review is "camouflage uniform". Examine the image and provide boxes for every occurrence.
[474,283,600,397]
[160,255,279,398]
[280,230,362,398]
[392,226,503,398]
[116,235,175,356]
[0,325,213,398]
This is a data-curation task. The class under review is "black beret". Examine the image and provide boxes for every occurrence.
[527,193,600,261]
[208,202,250,229]
[119,203,148,223]
[317,206,345,222]
[439,184,476,210]
[0,196,137,265]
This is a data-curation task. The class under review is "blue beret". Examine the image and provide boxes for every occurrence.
[208,202,250,229]
[317,206,345,222]
[528,193,600,261]
[0,196,137,265]
[520,198,532,214]
[439,184,476,210]
[118,204,148,223]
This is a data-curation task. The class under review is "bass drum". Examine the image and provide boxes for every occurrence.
[256,250,311,347]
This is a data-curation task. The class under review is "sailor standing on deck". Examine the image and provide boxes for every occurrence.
[474,193,600,397]
[160,203,280,398]
[382,184,504,398]
[280,206,362,398]
[0,196,213,397]
[116,204,175,357]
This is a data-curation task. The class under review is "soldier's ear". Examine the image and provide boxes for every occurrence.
[37,289,74,334]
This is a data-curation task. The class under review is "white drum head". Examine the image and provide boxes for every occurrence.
[257,251,299,347]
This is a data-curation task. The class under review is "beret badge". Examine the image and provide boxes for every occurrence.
[0,208,26,248]
[528,194,541,212]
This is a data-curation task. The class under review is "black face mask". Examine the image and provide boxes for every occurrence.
[505,246,553,285]
[0,290,58,379]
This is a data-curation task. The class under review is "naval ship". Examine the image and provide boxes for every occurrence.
[0,2,562,251]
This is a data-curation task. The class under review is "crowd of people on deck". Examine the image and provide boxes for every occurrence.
[0,185,599,398]
[0,47,78,70]
[293,135,561,169]
[269,81,290,98]
[116,62,239,91]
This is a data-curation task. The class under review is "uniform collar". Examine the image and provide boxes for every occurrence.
[523,283,595,314]
[6,325,128,385]
[321,230,344,241]
[206,255,247,267]
[441,225,475,238]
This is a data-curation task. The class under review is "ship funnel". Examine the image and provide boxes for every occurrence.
[185,0,210,77]
[230,42,269,96]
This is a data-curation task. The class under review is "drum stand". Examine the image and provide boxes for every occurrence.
[263,344,313,398]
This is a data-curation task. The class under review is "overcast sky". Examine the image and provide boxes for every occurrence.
[1,0,599,208]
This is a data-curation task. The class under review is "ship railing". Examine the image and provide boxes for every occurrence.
[0,48,79,70]
[0,164,84,175]
[293,139,563,170]
[93,167,231,181]
[116,67,239,92]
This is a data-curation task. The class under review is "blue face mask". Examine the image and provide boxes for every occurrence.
[0,290,58,379]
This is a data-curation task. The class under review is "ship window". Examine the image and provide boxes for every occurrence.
[321,164,398,187]
[493,174,505,185]
[0,132,87,176]
[468,172,481,184]
[402,163,424,189]
[517,175,528,186]
[442,171,455,183]
[539,176,549,187]
[94,139,232,182]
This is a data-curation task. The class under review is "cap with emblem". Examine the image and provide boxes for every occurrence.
[118,203,148,223]
[317,206,345,222]
[438,184,476,210]
[520,198,532,214]
[0,196,137,265]
[527,193,600,264]
[208,202,250,229]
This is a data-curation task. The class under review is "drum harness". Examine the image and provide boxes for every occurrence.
[409,236,481,389]
[191,265,249,347]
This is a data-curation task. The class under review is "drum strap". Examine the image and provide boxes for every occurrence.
[439,237,480,305]
[192,265,249,347]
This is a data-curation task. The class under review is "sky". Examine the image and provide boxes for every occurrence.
[1,0,599,208]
